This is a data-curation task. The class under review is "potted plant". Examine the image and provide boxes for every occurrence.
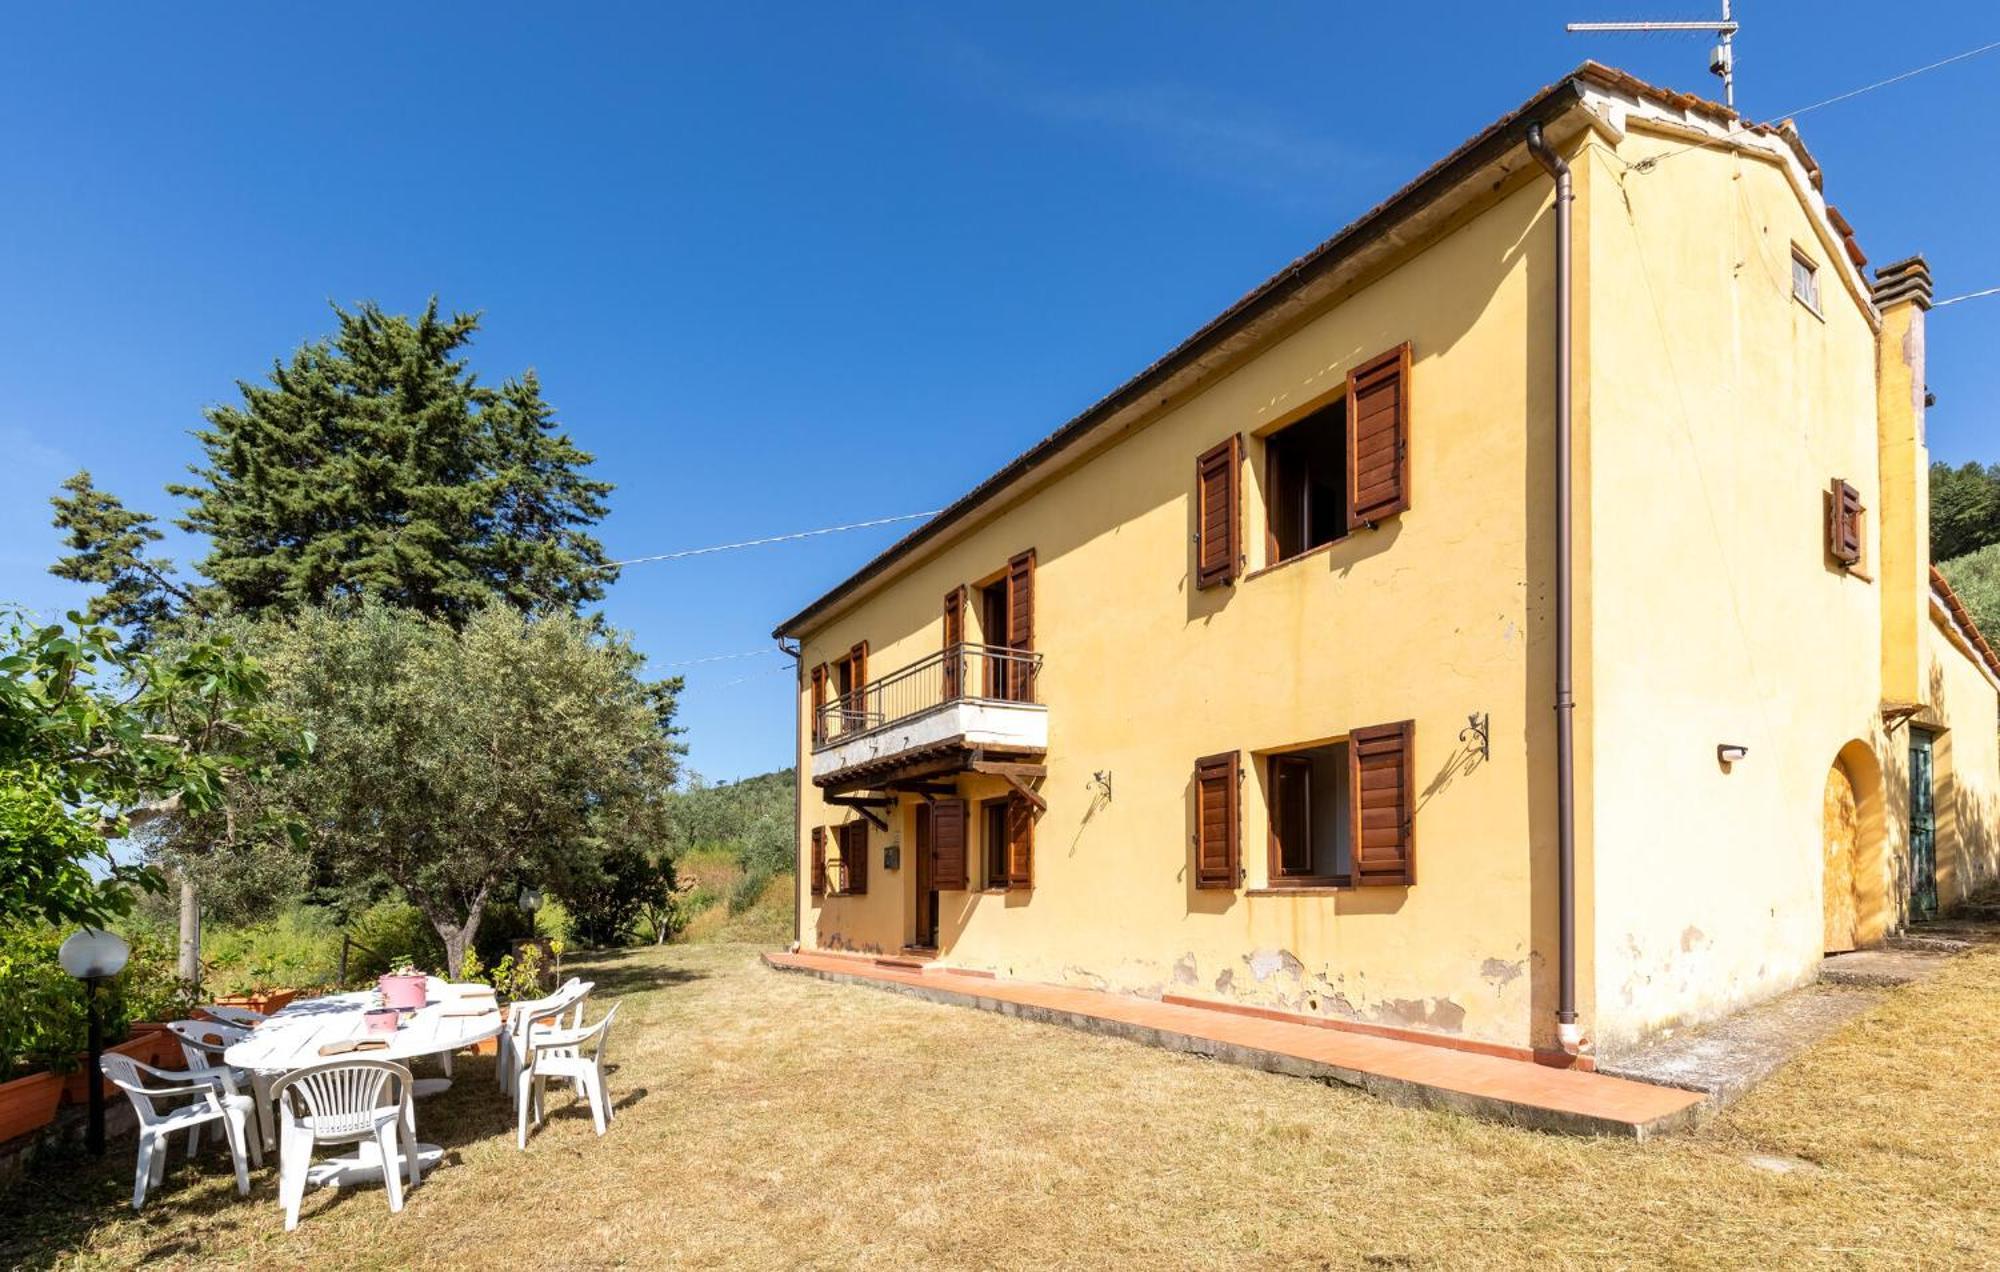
[0,959,76,1139]
[377,961,428,1011]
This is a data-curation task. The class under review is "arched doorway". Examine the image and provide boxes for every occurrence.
[1823,764,1861,952]
[1824,743,1888,954]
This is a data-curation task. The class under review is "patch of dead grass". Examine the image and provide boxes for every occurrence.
[7,941,1998,1270]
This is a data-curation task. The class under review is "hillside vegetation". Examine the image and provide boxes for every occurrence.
[667,767,795,945]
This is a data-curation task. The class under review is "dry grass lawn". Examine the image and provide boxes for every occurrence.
[5,934,1999,1270]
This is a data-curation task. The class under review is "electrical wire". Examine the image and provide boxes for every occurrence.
[655,648,777,668]
[605,510,940,570]
[1629,36,2000,173]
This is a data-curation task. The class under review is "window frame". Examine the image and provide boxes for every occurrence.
[980,797,1012,891]
[1261,394,1351,569]
[1791,246,1822,317]
[1264,744,1352,889]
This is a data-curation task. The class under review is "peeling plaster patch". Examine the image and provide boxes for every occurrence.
[1062,966,1108,993]
[1374,997,1467,1033]
[1136,982,1166,1002]
[1480,957,1525,990]
[1680,926,1707,954]
[1213,968,1235,995]
[1173,953,1199,986]
[1247,948,1304,982]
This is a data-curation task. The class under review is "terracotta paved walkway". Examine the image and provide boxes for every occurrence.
[766,951,1706,1137]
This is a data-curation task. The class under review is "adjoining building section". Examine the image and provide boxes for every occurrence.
[773,62,2000,1064]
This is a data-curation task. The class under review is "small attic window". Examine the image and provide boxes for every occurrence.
[1791,248,1821,314]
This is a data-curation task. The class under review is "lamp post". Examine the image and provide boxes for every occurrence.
[58,928,131,1157]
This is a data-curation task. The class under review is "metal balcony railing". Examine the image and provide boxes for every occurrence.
[814,642,1042,749]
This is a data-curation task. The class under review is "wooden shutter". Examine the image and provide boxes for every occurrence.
[1193,751,1240,889]
[810,664,828,743]
[841,821,868,895]
[1005,550,1035,701]
[942,587,965,699]
[1005,795,1034,890]
[810,827,827,898]
[931,798,968,890]
[1828,478,1863,567]
[843,643,869,732]
[1349,721,1415,886]
[1346,343,1412,530]
[1194,435,1242,589]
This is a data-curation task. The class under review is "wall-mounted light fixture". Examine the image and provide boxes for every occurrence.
[1458,712,1491,761]
[1717,744,1749,766]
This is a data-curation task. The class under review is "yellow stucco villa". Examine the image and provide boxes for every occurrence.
[773,63,2000,1063]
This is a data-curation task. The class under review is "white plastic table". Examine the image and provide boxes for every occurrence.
[224,990,503,1187]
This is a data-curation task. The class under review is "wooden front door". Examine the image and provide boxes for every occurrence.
[913,803,938,949]
[1823,763,1861,954]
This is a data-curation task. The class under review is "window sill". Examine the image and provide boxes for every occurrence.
[1242,538,1349,582]
[1245,884,1351,896]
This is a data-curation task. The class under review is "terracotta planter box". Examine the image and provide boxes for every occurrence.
[213,988,299,1016]
[0,1071,62,1143]
[56,1033,161,1104]
[127,1023,175,1069]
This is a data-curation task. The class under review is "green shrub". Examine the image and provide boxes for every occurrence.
[0,924,85,1079]
[1940,543,2000,651]
[342,900,446,981]
[201,907,344,995]
[728,866,772,916]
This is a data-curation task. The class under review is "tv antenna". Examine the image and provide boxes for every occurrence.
[1568,2,1739,108]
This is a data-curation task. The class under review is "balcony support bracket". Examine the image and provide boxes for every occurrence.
[826,794,893,830]
[998,772,1047,815]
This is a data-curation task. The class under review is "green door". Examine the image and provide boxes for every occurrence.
[1909,731,1938,920]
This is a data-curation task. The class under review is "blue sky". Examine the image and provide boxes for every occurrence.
[4,4,1997,781]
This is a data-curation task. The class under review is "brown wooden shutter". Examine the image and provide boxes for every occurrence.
[1349,721,1415,886]
[1194,435,1242,589]
[1268,754,1314,878]
[1193,751,1240,889]
[1828,478,1863,567]
[931,798,968,890]
[1005,550,1035,701]
[844,642,869,732]
[1005,795,1034,890]
[810,827,827,898]
[943,587,965,699]
[1346,343,1412,530]
[841,821,868,895]
[810,664,828,743]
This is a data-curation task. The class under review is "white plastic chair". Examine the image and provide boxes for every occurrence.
[197,1004,269,1029]
[168,1018,275,1151]
[496,978,589,1105]
[269,1057,419,1232]
[101,1053,260,1211]
[516,1002,620,1149]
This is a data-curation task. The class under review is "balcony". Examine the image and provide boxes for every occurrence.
[812,643,1047,792]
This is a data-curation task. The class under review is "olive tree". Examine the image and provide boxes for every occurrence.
[259,602,681,975]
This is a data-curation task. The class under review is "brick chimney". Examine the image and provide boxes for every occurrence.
[1872,256,1932,704]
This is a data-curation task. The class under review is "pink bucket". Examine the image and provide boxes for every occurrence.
[363,1007,400,1036]
[377,973,428,1011]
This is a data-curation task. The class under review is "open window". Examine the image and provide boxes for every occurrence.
[1266,743,1352,887]
[1265,398,1348,564]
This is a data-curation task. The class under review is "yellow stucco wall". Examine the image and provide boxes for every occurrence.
[797,164,1572,1052]
[788,109,2000,1060]
[1578,124,1893,1049]
[1924,619,2000,907]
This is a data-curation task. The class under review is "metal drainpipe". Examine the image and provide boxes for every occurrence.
[1525,122,1582,1054]
[780,637,804,952]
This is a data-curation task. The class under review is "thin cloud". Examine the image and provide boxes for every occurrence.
[935,35,1376,200]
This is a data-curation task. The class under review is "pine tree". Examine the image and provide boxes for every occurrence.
[161,298,615,623]
[49,471,195,647]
